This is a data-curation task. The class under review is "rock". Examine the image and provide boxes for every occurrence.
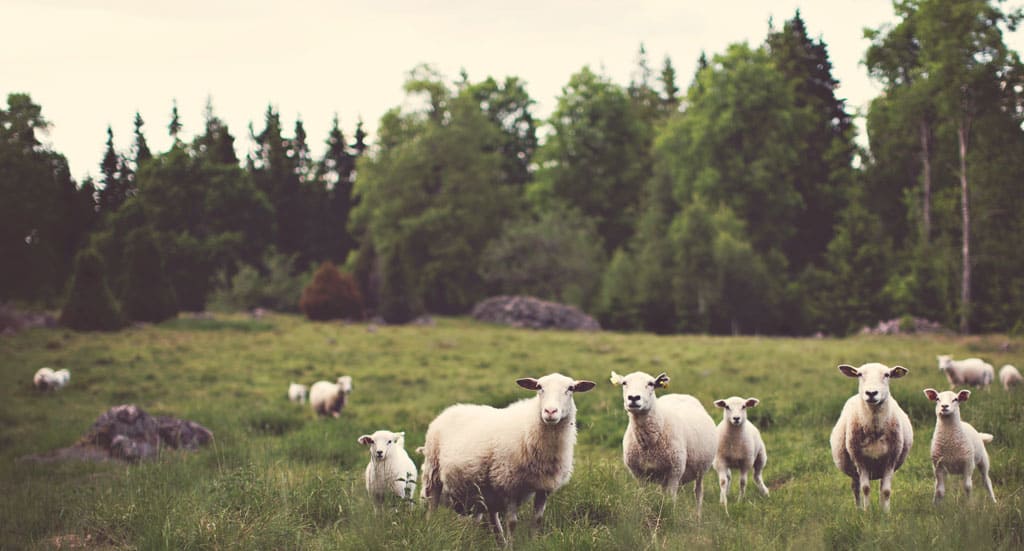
[471,295,601,331]
[859,317,951,336]
[0,303,56,335]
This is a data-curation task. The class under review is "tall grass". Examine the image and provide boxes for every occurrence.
[1,314,1021,549]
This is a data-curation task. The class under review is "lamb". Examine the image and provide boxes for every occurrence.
[999,364,1022,391]
[309,376,352,417]
[359,430,418,504]
[287,382,308,404]
[923,388,996,503]
[33,367,69,391]
[610,370,717,518]
[937,355,994,389]
[420,373,596,544]
[712,396,769,511]
[830,363,913,512]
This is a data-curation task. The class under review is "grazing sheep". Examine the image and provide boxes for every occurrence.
[830,363,913,512]
[713,396,769,511]
[51,369,70,390]
[610,370,717,518]
[309,376,352,417]
[937,355,994,389]
[420,373,596,544]
[33,367,69,391]
[999,364,1022,391]
[923,388,996,503]
[359,430,418,504]
[287,382,308,404]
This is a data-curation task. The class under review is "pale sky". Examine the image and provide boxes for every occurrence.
[3,0,1022,182]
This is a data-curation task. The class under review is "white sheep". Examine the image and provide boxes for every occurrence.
[999,364,1022,391]
[287,382,308,404]
[51,369,70,390]
[923,388,996,503]
[309,376,352,417]
[420,373,596,544]
[610,370,717,518]
[830,363,913,512]
[937,355,994,389]
[359,430,418,504]
[713,396,769,511]
[33,367,69,391]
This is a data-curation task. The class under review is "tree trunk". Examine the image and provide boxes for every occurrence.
[919,118,932,241]
[957,121,971,334]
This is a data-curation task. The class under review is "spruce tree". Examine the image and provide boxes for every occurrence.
[121,227,178,323]
[133,112,152,165]
[59,248,127,331]
[97,126,126,213]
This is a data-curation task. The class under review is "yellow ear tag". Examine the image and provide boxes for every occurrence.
[660,381,669,389]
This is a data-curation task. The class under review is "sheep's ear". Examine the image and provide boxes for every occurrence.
[358,435,373,445]
[572,380,597,393]
[713,399,727,409]
[838,364,860,378]
[609,371,623,385]
[923,388,939,401]
[516,378,541,391]
[890,366,908,379]
[957,390,971,402]
[745,398,760,408]
[396,431,405,440]
[654,373,670,388]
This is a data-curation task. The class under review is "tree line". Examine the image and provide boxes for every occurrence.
[2,2,1022,335]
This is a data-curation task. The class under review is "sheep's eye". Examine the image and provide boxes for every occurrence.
[567,385,575,392]
[621,381,626,386]
[647,381,655,387]
[884,373,890,378]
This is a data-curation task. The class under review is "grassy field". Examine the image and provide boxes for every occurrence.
[1,314,1023,550]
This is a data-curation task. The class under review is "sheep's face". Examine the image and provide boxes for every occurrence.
[337,376,353,395]
[610,371,670,413]
[516,373,596,425]
[714,396,759,426]
[924,388,969,418]
[358,430,404,462]
[839,363,908,406]
[937,355,954,371]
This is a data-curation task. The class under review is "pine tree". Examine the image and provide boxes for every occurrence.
[132,112,152,165]
[121,227,179,323]
[97,126,127,213]
[352,118,368,157]
[659,55,680,114]
[168,100,182,142]
[194,97,238,165]
[59,248,127,331]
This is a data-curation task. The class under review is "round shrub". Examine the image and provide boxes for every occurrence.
[59,248,127,331]
[121,227,179,323]
[300,262,364,321]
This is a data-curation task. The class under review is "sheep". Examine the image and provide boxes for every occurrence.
[420,373,596,544]
[51,369,70,390]
[33,367,69,391]
[937,355,994,389]
[358,430,418,505]
[712,396,769,511]
[309,376,352,417]
[287,382,308,404]
[610,370,717,519]
[999,364,1022,391]
[830,363,913,512]
[923,388,996,503]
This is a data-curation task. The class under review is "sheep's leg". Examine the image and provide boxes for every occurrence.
[979,461,996,503]
[718,468,731,509]
[487,510,507,546]
[962,464,974,499]
[738,467,749,500]
[858,470,871,511]
[880,468,894,513]
[753,449,769,496]
[933,465,946,504]
[532,490,549,530]
[506,502,519,541]
[850,477,862,509]
[693,472,704,521]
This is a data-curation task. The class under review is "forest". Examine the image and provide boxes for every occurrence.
[2,2,1023,336]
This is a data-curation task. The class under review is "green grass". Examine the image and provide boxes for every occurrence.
[1,313,1023,550]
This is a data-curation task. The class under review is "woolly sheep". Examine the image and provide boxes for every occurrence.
[359,430,418,504]
[830,363,913,512]
[937,355,994,389]
[51,369,70,390]
[309,376,352,417]
[420,373,596,544]
[287,382,308,404]
[611,370,717,518]
[923,388,996,503]
[713,396,769,511]
[33,367,69,391]
[999,364,1022,391]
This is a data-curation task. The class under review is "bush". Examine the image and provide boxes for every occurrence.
[59,248,127,331]
[299,262,364,321]
[121,227,178,323]
[209,249,308,313]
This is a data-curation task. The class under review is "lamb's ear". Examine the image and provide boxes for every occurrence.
[745,398,760,408]
[571,380,597,393]
[713,399,727,409]
[654,373,670,388]
[610,371,623,385]
[358,435,373,445]
[516,378,541,391]
[923,388,939,401]
[396,431,405,441]
[890,366,909,378]
[957,389,971,402]
[838,364,860,378]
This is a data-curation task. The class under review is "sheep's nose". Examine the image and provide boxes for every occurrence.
[375,450,383,458]
[865,390,879,399]
[544,408,559,416]
[941,404,949,411]
[732,416,741,423]
[627,395,640,402]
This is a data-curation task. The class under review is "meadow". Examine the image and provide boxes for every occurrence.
[1,314,1022,550]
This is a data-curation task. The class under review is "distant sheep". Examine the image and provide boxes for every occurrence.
[713,396,769,510]
[309,376,352,417]
[611,370,717,518]
[359,430,417,504]
[923,388,996,503]
[33,367,69,391]
[830,363,913,512]
[937,355,994,389]
[420,373,596,544]
[999,364,1022,391]
[287,382,308,404]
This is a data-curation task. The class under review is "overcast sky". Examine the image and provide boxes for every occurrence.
[4,0,1023,182]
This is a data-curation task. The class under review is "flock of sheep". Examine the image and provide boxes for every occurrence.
[279,354,1021,544]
